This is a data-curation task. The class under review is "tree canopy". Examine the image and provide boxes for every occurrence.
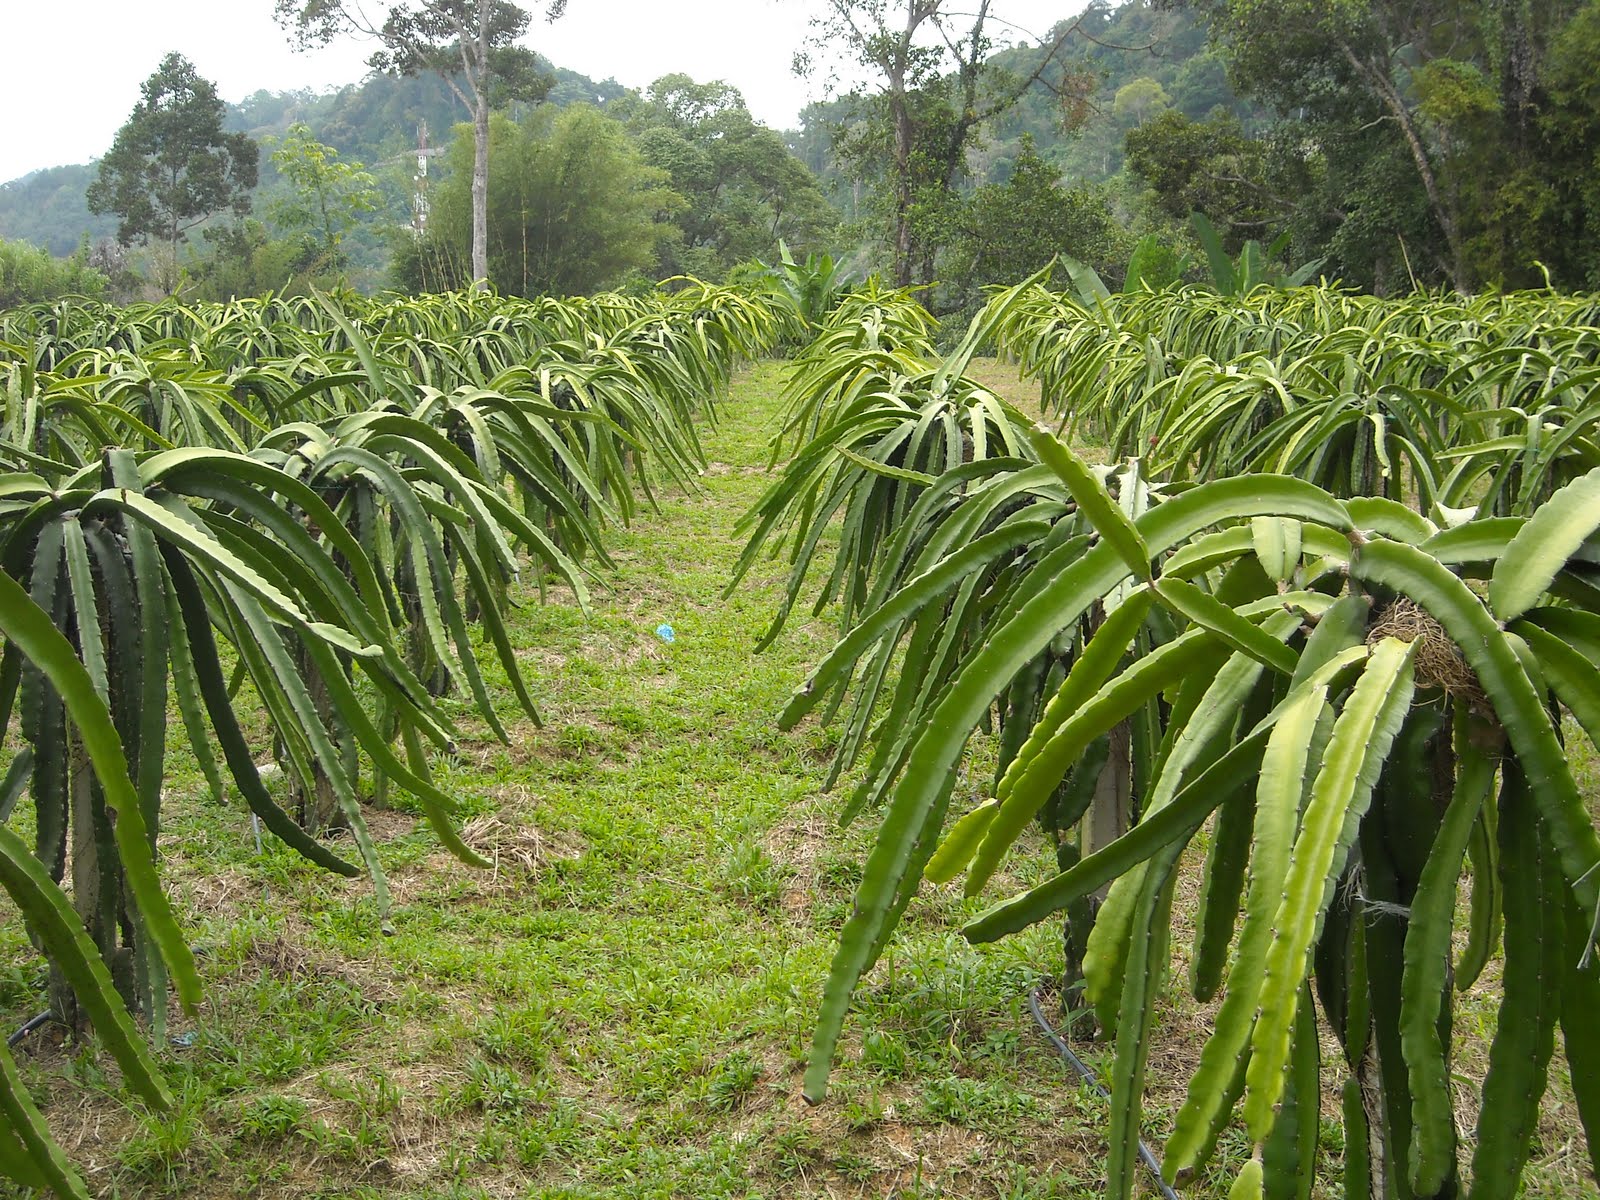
[399,105,680,296]
[1124,109,1285,250]
[1193,0,1600,290]
[85,53,259,289]
[942,137,1128,313]
[268,122,381,273]
[795,1,1109,288]
[611,75,838,280]
[15,0,1600,304]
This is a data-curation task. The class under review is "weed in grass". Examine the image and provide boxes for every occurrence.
[235,1092,307,1140]
[861,1028,912,1078]
[320,1067,404,1117]
[840,1086,888,1131]
[920,1073,1043,1131]
[418,1184,494,1200]
[766,1125,825,1180]
[716,833,789,909]
[890,1162,942,1200]
[994,1164,1099,1200]
[556,724,609,759]
[834,1143,880,1183]
[703,1048,764,1112]
[457,1055,541,1116]
[474,1002,554,1068]
[475,1119,513,1166]
[0,961,43,1009]
[58,1041,110,1093]
[299,1114,370,1159]
[604,701,650,734]
[515,1096,584,1167]
[115,1084,219,1188]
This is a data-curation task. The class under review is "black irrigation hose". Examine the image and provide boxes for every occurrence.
[7,1011,56,1049]
[1027,986,1183,1200]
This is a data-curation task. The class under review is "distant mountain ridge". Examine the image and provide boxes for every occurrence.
[0,166,112,258]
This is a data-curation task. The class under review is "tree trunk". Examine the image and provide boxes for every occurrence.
[166,167,181,298]
[884,3,938,289]
[889,83,916,288]
[1339,39,1471,293]
[471,93,491,289]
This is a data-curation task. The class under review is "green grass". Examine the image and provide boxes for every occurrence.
[2,360,1594,1199]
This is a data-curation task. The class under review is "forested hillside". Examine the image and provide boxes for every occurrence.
[790,2,1263,201]
[3,2,1254,293]
[0,166,115,258]
[1,47,843,299]
[788,0,1600,298]
[0,60,636,270]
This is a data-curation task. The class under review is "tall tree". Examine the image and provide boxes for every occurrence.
[1124,109,1284,248]
[85,53,259,293]
[796,1,1100,287]
[1528,2,1600,287]
[943,137,1128,312]
[1198,0,1470,289]
[275,0,566,288]
[268,122,381,275]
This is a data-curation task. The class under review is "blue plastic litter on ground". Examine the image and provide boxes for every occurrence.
[656,623,676,644]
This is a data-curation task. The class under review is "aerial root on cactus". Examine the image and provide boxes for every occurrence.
[1366,597,1483,702]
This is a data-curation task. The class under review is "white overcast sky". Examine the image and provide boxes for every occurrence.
[0,0,1083,181]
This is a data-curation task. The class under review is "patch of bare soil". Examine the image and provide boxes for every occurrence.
[764,808,833,922]
[459,814,586,880]
[962,357,1046,420]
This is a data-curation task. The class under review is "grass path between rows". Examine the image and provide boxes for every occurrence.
[6,361,1108,1200]
[7,361,1593,1200]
